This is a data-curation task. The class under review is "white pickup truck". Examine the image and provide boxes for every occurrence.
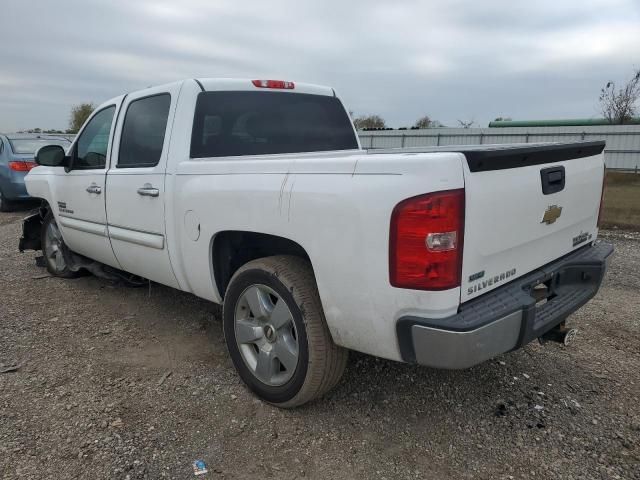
[20,78,613,407]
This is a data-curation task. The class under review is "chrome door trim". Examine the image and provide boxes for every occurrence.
[58,215,107,237]
[107,225,164,249]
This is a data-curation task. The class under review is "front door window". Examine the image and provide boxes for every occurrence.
[74,106,116,169]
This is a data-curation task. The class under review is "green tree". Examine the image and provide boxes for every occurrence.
[69,102,95,133]
[353,114,386,130]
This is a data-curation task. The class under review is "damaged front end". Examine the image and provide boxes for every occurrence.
[18,204,148,287]
[18,206,47,252]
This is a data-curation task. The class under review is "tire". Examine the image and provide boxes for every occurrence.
[41,212,79,278]
[223,255,348,408]
[0,189,13,212]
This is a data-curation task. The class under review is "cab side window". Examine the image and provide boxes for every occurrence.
[118,94,171,168]
[74,106,116,169]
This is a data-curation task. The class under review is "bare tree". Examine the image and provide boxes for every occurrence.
[353,115,386,130]
[413,116,444,129]
[457,119,475,128]
[600,68,640,124]
[413,115,433,129]
[69,102,96,133]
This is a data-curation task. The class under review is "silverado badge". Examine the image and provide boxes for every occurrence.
[541,205,562,225]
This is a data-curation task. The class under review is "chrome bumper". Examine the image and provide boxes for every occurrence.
[397,241,614,369]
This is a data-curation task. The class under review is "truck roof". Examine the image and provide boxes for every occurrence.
[195,78,335,97]
[97,78,337,112]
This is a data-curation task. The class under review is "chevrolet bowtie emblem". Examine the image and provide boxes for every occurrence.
[541,205,562,225]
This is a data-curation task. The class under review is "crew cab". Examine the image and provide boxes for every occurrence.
[19,78,613,407]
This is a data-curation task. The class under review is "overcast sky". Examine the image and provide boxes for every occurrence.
[1,0,639,131]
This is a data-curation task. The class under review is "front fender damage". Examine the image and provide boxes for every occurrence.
[19,203,148,287]
[18,207,47,252]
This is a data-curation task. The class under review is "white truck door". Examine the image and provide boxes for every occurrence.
[51,101,122,268]
[105,84,182,288]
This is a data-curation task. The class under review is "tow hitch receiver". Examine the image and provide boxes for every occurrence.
[539,322,578,346]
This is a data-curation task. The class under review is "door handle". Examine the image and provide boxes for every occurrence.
[86,183,102,195]
[540,166,565,195]
[137,183,159,197]
[548,171,563,184]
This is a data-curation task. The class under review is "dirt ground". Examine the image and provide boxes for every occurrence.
[0,208,639,480]
[601,171,640,230]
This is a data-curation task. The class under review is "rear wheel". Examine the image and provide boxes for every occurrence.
[223,256,347,408]
[41,212,78,278]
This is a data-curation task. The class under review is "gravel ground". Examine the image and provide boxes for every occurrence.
[0,209,639,480]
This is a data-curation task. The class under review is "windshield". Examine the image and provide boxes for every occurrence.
[8,138,71,155]
[190,91,359,158]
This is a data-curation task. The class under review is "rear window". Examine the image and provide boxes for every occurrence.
[190,91,358,158]
[118,94,171,168]
[8,138,70,155]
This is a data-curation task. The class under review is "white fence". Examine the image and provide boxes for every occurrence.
[358,125,640,171]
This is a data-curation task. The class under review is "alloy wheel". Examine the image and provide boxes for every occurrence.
[234,284,299,386]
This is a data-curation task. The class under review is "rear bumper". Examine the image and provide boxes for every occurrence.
[0,174,30,200]
[397,241,614,369]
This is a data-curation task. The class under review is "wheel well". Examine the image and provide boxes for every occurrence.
[18,200,51,252]
[212,231,311,299]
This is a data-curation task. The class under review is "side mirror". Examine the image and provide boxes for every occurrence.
[35,145,67,167]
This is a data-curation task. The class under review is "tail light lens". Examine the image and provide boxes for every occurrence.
[597,166,606,228]
[252,79,295,89]
[390,189,465,290]
[8,161,37,172]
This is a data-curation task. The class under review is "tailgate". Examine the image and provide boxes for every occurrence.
[461,141,605,302]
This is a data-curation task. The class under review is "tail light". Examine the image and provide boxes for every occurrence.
[252,79,295,89]
[8,161,37,172]
[390,189,465,290]
[597,166,606,227]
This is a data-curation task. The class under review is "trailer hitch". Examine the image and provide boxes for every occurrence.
[538,321,578,346]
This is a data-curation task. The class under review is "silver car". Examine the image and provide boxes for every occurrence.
[0,134,71,211]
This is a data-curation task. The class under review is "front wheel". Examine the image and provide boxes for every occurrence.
[41,212,78,278]
[223,256,347,408]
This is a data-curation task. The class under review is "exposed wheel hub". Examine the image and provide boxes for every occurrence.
[263,324,277,343]
[44,219,67,272]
